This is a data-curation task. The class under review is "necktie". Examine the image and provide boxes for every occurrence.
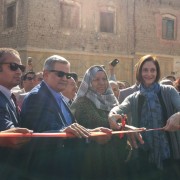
[69,100,72,105]
[58,96,72,125]
[11,93,21,115]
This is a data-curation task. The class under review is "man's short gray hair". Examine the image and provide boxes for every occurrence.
[43,55,70,71]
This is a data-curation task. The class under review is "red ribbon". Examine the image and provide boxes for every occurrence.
[0,129,147,138]
[119,115,127,139]
[0,127,165,138]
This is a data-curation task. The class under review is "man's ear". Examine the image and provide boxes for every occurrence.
[43,70,49,78]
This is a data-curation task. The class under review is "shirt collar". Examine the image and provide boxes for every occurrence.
[62,95,70,104]
[43,80,63,100]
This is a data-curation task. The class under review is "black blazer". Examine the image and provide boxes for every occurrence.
[20,81,75,132]
[0,91,19,131]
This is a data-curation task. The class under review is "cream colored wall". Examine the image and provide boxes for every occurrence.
[19,49,175,85]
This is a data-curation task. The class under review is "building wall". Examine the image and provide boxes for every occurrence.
[0,0,180,84]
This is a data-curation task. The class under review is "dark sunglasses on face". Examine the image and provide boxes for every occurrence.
[25,77,34,81]
[50,70,72,79]
[0,62,26,72]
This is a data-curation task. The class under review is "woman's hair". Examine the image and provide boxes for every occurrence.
[135,55,161,83]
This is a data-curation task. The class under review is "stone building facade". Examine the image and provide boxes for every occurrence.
[0,0,180,84]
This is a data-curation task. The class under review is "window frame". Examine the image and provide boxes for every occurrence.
[99,11,115,33]
[60,1,81,30]
[162,14,176,41]
[4,2,17,29]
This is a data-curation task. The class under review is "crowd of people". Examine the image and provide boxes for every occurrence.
[0,48,179,180]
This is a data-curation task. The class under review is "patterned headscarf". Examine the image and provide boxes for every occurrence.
[76,65,119,111]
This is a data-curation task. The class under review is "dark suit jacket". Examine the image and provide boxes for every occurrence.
[20,81,75,132]
[0,91,19,131]
[20,81,79,179]
[0,91,24,179]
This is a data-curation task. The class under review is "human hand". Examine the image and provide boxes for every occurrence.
[108,62,115,74]
[62,123,91,138]
[1,128,33,134]
[108,113,123,130]
[126,132,144,149]
[108,113,145,148]
[90,127,112,144]
[163,112,180,131]
[0,128,33,148]
[124,125,144,148]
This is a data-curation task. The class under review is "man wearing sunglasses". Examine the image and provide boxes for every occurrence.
[62,77,78,107]
[13,71,36,107]
[33,71,43,86]
[22,71,36,92]
[20,55,111,179]
[0,48,32,179]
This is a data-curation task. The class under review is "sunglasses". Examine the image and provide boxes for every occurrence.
[50,70,72,79]
[0,62,26,72]
[25,77,34,81]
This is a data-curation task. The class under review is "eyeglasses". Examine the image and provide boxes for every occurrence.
[50,70,71,79]
[25,77,34,81]
[0,62,26,72]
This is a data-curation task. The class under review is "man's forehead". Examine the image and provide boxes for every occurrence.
[3,53,21,62]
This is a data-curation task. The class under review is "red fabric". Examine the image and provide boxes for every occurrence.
[119,115,127,139]
[11,93,21,114]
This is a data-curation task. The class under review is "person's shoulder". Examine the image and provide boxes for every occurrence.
[0,92,8,106]
[160,84,179,97]
[24,83,48,102]
[29,82,47,95]
[72,97,94,110]
[74,96,90,104]
[160,84,176,91]
[126,90,140,99]
[120,84,138,93]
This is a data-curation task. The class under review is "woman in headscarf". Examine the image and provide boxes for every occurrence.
[71,65,129,180]
[108,55,180,179]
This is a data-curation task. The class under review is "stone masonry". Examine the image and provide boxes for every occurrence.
[0,0,180,84]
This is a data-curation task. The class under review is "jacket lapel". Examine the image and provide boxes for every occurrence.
[41,82,74,126]
[0,91,19,126]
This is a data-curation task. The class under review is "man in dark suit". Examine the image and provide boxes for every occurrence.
[0,48,32,179]
[21,55,111,179]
